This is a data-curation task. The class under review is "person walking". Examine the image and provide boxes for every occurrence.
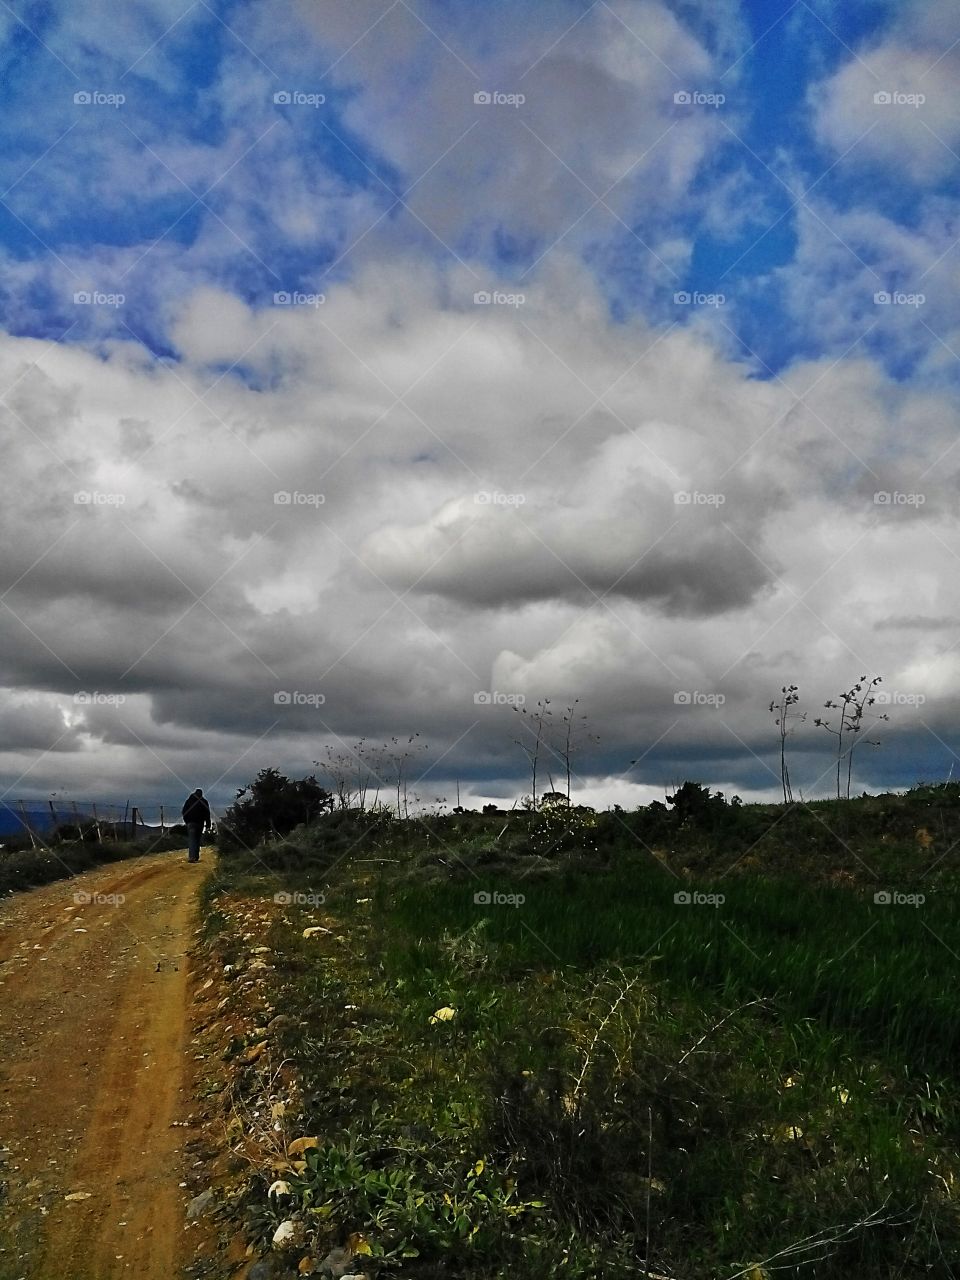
[182,788,211,863]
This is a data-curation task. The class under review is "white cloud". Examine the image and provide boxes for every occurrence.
[2,253,960,804]
[769,193,960,374]
[810,44,960,184]
[279,0,732,258]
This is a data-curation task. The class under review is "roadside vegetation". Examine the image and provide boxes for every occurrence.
[195,775,960,1279]
[0,824,189,897]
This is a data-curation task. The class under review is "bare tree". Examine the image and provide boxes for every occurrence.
[385,733,429,818]
[814,675,889,799]
[769,684,804,804]
[512,699,552,811]
[315,745,354,809]
[556,699,599,803]
[315,738,386,811]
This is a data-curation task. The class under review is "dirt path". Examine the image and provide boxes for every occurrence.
[0,849,211,1280]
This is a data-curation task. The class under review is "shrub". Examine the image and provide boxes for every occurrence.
[218,768,334,852]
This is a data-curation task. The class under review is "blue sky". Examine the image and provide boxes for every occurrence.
[1,0,960,812]
[1,0,954,374]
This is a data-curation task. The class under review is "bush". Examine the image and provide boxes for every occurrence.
[218,768,334,852]
[52,818,100,842]
[666,781,737,830]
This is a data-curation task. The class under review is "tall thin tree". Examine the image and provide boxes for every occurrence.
[769,684,804,803]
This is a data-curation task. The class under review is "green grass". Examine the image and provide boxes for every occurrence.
[382,862,960,1075]
[204,784,960,1278]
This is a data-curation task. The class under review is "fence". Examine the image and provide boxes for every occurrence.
[0,799,220,847]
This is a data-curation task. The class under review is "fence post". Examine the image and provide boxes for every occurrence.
[48,799,58,839]
[159,804,165,834]
[91,803,103,844]
[72,800,84,840]
[17,801,39,849]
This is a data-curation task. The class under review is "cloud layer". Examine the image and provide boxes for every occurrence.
[1,0,959,811]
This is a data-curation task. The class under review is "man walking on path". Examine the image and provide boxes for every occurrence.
[182,788,211,863]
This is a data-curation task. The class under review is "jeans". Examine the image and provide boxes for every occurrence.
[186,822,203,861]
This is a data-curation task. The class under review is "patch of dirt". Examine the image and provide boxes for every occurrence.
[0,849,213,1279]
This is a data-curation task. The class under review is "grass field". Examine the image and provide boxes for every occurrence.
[204,784,960,1278]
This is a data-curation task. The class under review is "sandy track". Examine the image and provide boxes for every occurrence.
[0,849,210,1279]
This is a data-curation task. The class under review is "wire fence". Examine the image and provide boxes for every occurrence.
[0,798,221,846]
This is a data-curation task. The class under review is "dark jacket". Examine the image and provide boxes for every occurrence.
[182,793,211,827]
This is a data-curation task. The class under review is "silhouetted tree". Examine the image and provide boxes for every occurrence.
[769,684,805,804]
[219,768,333,850]
[814,676,889,799]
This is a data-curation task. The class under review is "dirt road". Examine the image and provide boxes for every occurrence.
[0,850,210,1280]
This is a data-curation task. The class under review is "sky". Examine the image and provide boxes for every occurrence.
[2,0,960,817]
